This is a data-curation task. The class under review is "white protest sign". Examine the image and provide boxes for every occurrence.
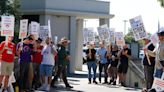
[1,16,15,36]
[54,36,58,44]
[48,20,52,38]
[129,16,147,41]
[39,25,49,41]
[150,33,159,46]
[109,28,116,44]
[83,28,95,42]
[115,32,125,47]
[19,19,28,39]
[152,77,164,92]
[29,21,40,39]
[97,27,110,42]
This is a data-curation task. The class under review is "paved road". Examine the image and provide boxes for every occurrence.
[35,77,141,92]
[35,67,141,92]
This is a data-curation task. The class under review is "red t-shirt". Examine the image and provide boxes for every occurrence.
[0,41,16,62]
[32,46,43,63]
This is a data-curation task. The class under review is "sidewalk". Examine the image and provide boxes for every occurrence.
[35,65,141,92]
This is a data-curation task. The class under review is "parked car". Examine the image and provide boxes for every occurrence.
[139,50,144,59]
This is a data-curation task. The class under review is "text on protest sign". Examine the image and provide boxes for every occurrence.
[97,27,110,42]
[29,21,40,39]
[129,16,147,41]
[1,16,15,36]
[19,19,28,39]
[109,28,116,44]
[83,28,95,42]
[115,32,125,47]
[39,25,49,41]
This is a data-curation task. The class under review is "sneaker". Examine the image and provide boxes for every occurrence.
[66,85,73,89]
[45,85,50,91]
[121,82,126,87]
[38,84,46,91]
[108,80,113,85]
[93,81,98,84]
[2,89,8,92]
[102,82,108,84]
[113,81,116,85]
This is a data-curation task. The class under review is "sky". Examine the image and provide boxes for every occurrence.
[85,0,164,34]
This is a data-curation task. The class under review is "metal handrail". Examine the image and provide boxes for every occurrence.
[129,60,144,78]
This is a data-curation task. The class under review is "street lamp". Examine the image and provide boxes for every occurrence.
[123,20,128,36]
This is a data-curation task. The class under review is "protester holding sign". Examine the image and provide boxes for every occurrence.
[0,36,16,92]
[32,38,43,89]
[85,42,98,84]
[146,28,164,78]
[144,28,164,92]
[118,44,131,87]
[142,37,155,91]
[16,36,34,91]
[108,44,119,85]
[97,41,108,84]
[38,37,57,91]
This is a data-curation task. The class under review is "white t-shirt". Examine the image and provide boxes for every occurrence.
[41,45,57,66]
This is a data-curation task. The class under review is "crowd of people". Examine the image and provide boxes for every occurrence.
[142,29,164,92]
[0,29,164,92]
[0,35,73,92]
[83,41,131,86]
[83,29,164,92]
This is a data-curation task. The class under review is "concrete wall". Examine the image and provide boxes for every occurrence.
[39,15,70,40]
[21,0,110,15]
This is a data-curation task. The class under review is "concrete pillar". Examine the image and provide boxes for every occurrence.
[69,16,77,73]
[99,18,110,27]
[75,19,83,71]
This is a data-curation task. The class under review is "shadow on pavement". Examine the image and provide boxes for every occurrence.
[50,85,84,92]
[124,87,141,91]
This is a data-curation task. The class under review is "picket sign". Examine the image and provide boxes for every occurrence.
[19,19,28,39]
[152,73,164,92]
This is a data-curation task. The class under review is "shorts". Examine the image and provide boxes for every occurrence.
[0,61,14,75]
[118,64,128,74]
[40,64,53,76]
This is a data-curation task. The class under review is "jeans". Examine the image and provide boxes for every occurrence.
[99,63,108,83]
[87,61,97,81]
[155,69,163,78]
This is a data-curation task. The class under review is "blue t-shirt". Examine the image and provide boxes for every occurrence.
[97,47,107,64]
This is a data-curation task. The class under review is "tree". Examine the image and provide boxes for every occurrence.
[158,0,164,7]
[0,0,21,43]
[124,29,135,43]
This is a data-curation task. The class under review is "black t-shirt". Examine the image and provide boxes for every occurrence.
[111,51,119,67]
[120,48,131,65]
[143,43,155,66]
[86,49,96,62]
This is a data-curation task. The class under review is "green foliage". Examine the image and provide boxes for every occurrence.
[124,30,135,43]
[158,0,164,7]
[0,0,21,43]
